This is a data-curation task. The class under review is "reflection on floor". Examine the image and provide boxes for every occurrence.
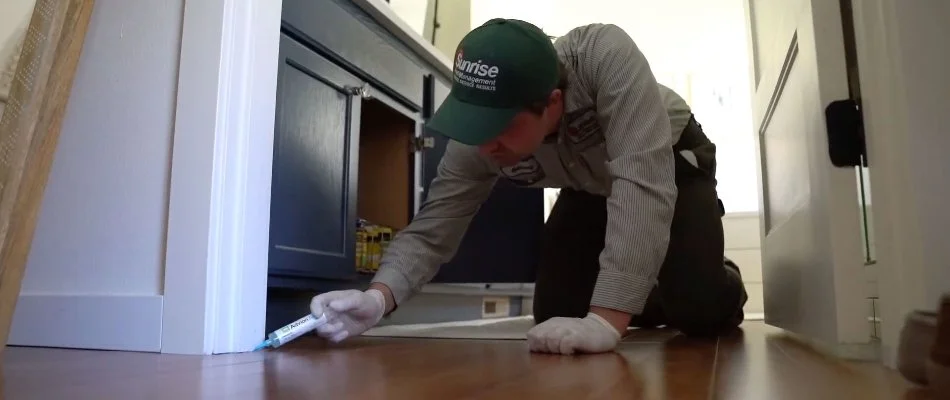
[0,322,928,399]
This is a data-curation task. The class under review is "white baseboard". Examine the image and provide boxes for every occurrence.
[746,312,765,320]
[8,294,163,352]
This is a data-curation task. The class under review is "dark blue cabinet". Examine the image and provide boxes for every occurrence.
[267,0,543,289]
[269,34,363,280]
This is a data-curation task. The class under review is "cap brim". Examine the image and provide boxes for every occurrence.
[426,94,521,146]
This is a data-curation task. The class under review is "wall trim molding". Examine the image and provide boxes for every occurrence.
[162,0,281,355]
[722,211,760,220]
[207,0,282,355]
[8,294,163,352]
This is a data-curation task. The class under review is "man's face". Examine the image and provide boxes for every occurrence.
[478,90,563,167]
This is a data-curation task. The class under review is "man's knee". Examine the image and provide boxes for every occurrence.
[669,308,744,337]
[666,299,745,337]
[532,314,548,326]
[664,265,748,337]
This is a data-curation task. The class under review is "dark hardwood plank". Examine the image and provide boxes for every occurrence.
[0,322,919,399]
[713,322,920,400]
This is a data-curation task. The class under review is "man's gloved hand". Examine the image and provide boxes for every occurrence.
[310,289,386,343]
[526,313,622,355]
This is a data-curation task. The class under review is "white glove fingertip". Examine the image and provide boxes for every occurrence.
[535,338,551,353]
[545,333,562,354]
[310,300,327,316]
[527,337,544,353]
[527,325,548,352]
[316,321,342,334]
[559,334,578,355]
[330,330,349,343]
[328,298,357,313]
[311,290,349,311]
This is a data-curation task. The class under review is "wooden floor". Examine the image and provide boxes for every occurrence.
[0,322,930,399]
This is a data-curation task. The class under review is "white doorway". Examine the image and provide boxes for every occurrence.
[471,0,766,318]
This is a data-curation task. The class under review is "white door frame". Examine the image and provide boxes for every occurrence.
[162,0,947,361]
[160,0,443,356]
[161,0,282,354]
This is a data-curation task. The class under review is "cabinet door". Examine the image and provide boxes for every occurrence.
[422,76,543,283]
[269,33,363,280]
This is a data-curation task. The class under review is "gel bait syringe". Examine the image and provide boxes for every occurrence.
[253,313,328,351]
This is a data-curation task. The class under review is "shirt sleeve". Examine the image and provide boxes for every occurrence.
[371,140,498,305]
[581,24,677,315]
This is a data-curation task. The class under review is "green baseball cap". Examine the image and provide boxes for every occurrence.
[427,18,559,145]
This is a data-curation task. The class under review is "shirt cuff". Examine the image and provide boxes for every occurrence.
[590,270,655,315]
[371,267,413,305]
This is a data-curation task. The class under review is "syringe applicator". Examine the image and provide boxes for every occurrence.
[253,312,328,351]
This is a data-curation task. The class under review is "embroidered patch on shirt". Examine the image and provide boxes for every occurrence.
[499,155,546,186]
[564,107,602,149]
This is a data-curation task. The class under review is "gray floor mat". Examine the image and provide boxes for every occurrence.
[361,316,535,340]
[359,316,675,342]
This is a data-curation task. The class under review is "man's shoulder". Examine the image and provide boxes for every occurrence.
[554,23,622,40]
[657,84,690,112]
[552,23,628,54]
[552,23,643,78]
[552,23,648,95]
[439,140,499,178]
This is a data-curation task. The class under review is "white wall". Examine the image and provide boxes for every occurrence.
[22,0,182,296]
[7,0,184,352]
[431,0,471,57]
[723,213,764,316]
[388,0,471,58]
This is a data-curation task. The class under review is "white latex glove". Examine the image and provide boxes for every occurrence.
[526,313,622,355]
[310,289,386,343]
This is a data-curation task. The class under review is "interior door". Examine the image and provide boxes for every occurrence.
[745,0,875,355]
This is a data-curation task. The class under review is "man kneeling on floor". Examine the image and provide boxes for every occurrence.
[309,19,748,355]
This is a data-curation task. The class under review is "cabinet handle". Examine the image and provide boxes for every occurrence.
[344,85,371,99]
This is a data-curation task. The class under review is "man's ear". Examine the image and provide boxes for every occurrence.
[549,89,563,105]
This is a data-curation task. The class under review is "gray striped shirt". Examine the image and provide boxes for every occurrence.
[372,23,690,315]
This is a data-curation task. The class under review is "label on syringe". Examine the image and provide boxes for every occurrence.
[271,313,327,346]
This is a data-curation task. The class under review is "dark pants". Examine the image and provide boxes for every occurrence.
[532,117,748,337]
